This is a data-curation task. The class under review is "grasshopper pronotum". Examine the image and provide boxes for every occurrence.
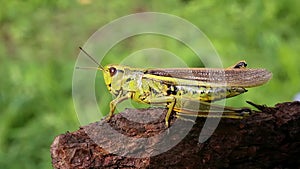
[78,47,272,127]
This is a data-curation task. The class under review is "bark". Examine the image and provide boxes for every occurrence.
[51,101,300,169]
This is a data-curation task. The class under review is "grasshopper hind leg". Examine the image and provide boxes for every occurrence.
[221,108,252,119]
[174,104,253,119]
[227,60,248,69]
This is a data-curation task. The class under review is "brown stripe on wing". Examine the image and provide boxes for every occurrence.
[145,68,272,88]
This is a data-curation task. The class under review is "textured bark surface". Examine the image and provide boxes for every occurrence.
[51,102,300,169]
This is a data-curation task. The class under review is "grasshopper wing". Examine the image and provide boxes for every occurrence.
[145,68,272,88]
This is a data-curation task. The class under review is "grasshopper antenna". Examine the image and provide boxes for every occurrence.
[78,47,104,70]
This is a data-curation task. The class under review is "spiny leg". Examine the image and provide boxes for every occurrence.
[173,100,252,119]
[175,108,251,119]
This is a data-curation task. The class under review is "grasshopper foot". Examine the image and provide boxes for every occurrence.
[246,101,268,111]
[165,121,169,128]
[105,115,113,122]
[237,108,252,116]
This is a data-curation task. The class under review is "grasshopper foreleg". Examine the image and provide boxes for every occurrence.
[106,92,133,121]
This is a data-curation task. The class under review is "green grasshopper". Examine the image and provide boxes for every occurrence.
[78,47,272,127]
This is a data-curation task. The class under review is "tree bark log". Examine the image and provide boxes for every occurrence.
[51,102,300,169]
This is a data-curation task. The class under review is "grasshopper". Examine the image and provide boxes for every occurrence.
[78,47,272,127]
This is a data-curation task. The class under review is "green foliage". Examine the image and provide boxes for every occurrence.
[0,0,299,168]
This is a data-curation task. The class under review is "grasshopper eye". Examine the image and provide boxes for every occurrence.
[109,67,117,76]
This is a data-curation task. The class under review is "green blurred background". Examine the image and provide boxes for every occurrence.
[1,0,299,168]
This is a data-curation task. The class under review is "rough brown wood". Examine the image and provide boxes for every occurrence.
[51,102,300,169]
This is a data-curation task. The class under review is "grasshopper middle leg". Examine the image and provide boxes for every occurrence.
[141,96,176,127]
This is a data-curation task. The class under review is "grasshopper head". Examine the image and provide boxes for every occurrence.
[77,47,126,96]
[102,64,125,96]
